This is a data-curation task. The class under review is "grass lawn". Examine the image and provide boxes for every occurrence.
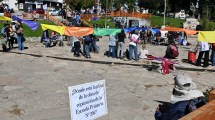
[0,20,54,37]
[87,17,115,28]
[87,15,186,28]
[151,15,185,28]
[24,20,55,37]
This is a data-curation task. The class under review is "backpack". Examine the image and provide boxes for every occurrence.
[170,45,179,58]
[1,27,6,37]
[84,35,92,42]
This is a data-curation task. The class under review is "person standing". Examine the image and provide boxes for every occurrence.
[211,43,215,66]
[83,35,92,58]
[117,29,126,59]
[129,31,139,61]
[4,24,11,49]
[196,42,210,67]
[91,35,99,53]
[9,24,15,49]
[67,10,72,22]
[108,35,117,58]
[16,23,24,51]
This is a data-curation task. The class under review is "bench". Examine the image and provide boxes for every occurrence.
[180,90,215,120]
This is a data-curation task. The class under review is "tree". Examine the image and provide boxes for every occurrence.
[65,0,94,11]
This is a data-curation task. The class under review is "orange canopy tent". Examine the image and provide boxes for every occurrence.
[161,26,198,35]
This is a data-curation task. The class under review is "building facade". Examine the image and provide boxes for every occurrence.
[14,0,63,12]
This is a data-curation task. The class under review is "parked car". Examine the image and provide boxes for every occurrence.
[58,9,62,16]
[49,10,58,16]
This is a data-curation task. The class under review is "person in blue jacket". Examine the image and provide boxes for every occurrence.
[155,74,205,120]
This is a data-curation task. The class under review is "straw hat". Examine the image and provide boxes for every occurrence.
[170,74,204,103]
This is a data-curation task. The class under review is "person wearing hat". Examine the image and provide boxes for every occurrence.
[154,74,205,120]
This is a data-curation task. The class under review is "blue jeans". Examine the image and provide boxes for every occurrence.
[85,44,91,58]
[44,39,50,48]
[17,35,24,50]
[129,45,138,60]
[211,50,215,66]
[108,46,116,58]
[92,39,99,53]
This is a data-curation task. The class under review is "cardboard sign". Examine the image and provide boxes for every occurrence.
[68,80,108,120]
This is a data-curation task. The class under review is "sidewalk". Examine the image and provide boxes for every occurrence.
[0,36,214,120]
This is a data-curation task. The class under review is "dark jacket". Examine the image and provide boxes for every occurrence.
[154,98,205,120]
[117,32,126,43]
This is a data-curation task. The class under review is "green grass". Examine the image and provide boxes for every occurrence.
[86,15,186,28]
[87,17,115,28]
[0,20,54,37]
[151,16,185,28]
[23,20,55,37]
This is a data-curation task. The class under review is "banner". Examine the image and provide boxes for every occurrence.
[68,80,108,120]
[94,28,121,36]
[12,16,40,31]
[0,16,12,21]
[64,27,94,37]
[124,27,160,35]
[198,31,215,43]
[41,24,66,34]
[161,26,197,35]
[182,29,198,35]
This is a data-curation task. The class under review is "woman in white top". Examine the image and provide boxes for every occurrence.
[196,42,210,67]
[129,31,139,61]
[108,35,117,58]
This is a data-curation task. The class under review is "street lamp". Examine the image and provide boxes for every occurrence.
[105,0,108,28]
[164,0,166,26]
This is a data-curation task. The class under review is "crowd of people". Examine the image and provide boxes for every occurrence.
[2,19,215,68]
[0,3,14,14]
[1,21,24,51]
[61,9,83,27]
[0,4,214,120]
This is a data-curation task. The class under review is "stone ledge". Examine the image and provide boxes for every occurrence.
[2,51,215,72]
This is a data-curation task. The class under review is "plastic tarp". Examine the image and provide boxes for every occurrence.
[124,27,160,35]
[124,27,144,33]
[182,29,198,35]
[94,28,121,36]
[0,16,11,21]
[41,24,66,34]
[64,27,94,36]
[12,16,40,31]
[198,31,215,43]
[161,26,197,35]
[161,26,182,32]
[150,29,160,35]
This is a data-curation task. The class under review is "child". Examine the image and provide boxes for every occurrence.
[139,44,148,59]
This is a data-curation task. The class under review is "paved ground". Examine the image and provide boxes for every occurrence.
[0,36,214,120]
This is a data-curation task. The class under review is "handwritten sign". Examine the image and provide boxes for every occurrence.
[68,80,108,120]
